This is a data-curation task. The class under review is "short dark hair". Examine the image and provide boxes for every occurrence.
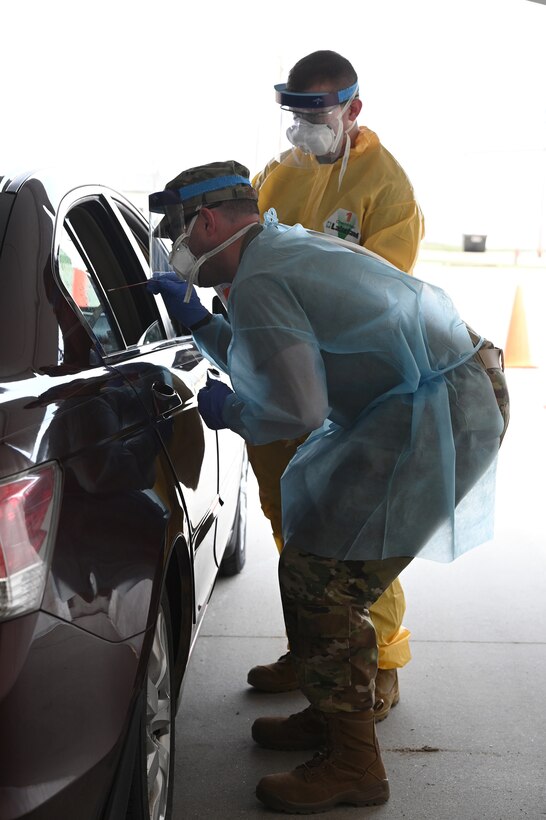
[214,199,259,221]
[180,198,258,230]
[286,50,358,93]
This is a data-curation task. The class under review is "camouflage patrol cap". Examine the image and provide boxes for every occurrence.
[165,160,257,211]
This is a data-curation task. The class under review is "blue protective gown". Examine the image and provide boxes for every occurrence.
[193,217,502,563]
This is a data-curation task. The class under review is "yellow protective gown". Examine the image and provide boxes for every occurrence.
[252,126,424,274]
[247,127,424,669]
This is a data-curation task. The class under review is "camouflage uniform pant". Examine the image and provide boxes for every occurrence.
[279,546,411,713]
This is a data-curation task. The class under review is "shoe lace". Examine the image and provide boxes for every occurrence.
[298,751,326,771]
[296,750,330,781]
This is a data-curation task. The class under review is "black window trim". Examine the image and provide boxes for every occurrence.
[54,187,175,358]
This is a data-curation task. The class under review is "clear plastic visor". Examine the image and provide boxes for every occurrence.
[148,197,196,277]
[282,104,341,125]
[148,212,174,277]
[149,190,193,239]
[277,103,345,161]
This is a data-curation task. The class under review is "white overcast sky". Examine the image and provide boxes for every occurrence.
[2,0,546,246]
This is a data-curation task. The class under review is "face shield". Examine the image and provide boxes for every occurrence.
[148,173,258,302]
[275,81,359,166]
[267,81,360,229]
[148,188,196,279]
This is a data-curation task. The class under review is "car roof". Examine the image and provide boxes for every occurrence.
[0,169,145,224]
[0,169,40,194]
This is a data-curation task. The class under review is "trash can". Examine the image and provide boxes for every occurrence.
[463,234,487,252]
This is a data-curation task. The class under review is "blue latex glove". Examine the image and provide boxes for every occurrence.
[197,377,234,430]
[147,272,210,328]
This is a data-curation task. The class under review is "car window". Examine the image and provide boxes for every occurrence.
[113,197,220,331]
[59,231,122,355]
[113,199,150,261]
[60,196,167,352]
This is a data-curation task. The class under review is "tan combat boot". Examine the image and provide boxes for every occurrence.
[247,651,299,693]
[252,705,327,750]
[373,668,400,722]
[255,710,389,813]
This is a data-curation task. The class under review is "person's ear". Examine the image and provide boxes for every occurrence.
[199,206,220,235]
[348,98,362,121]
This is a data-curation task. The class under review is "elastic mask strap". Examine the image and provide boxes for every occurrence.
[330,92,356,158]
[338,134,352,190]
[183,221,258,303]
[170,212,199,255]
[334,92,358,188]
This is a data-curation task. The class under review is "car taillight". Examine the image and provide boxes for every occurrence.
[0,462,61,621]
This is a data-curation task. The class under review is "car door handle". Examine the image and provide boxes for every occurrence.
[151,381,183,417]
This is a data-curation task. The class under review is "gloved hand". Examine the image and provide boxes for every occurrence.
[147,272,210,328]
[197,377,234,430]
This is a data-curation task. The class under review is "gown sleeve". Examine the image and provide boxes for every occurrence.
[191,313,233,374]
[362,199,424,275]
[222,274,331,444]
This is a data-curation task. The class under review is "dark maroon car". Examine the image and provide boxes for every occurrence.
[0,170,248,820]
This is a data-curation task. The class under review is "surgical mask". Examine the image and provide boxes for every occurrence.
[170,215,257,302]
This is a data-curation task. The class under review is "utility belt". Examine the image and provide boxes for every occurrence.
[466,324,509,444]
[475,344,504,371]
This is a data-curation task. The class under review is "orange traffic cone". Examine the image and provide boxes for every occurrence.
[72,267,88,308]
[504,285,536,368]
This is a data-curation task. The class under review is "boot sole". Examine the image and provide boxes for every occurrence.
[256,782,390,813]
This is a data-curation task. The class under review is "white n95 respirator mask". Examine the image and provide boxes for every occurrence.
[169,214,199,281]
[284,91,357,160]
[286,119,340,157]
[169,240,198,282]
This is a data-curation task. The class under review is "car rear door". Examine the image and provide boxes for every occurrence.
[112,196,246,561]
